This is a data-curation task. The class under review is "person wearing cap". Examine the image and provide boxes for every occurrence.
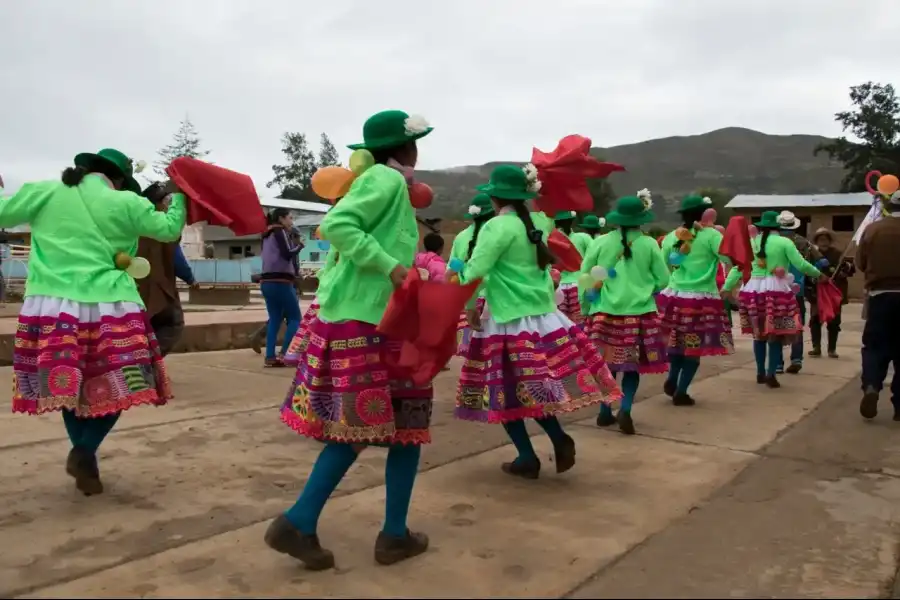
[723,211,821,388]
[267,110,434,570]
[579,213,606,239]
[657,195,735,405]
[450,193,494,355]
[1,148,186,496]
[773,210,821,373]
[454,164,621,479]
[553,210,589,324]
[581,195,669,435]
[856,189,900,420]
[135,182,198,357]
[808,227,855,358]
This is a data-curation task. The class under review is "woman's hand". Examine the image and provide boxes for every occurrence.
[389,264,408,287]
[466,308,483,332]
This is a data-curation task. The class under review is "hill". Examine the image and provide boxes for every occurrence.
[416,127,845,224]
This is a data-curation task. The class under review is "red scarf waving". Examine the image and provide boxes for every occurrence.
[720,216,753,284]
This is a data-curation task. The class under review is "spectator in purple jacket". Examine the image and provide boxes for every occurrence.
[260,208,303,366]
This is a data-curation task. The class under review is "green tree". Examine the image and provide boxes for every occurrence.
[154,116,211,178]
[268,132,318,201]
[317,133,341,167]
[815,81,900,192]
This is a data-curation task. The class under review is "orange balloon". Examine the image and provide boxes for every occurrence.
[311,166,355,201]
[409,182,434,209]
[877,174,900,196]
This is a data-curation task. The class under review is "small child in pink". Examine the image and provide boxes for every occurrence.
[414,233,447,282]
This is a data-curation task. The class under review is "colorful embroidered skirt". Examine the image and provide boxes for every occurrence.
[585,312,668,373]
[283,299,320,367]
[656,289,735,357]
[455,310,621,423]
[11,296,171,418]
[556,281,583,326]
[737,276,802,343]
[456,297,487,356]
[281,318,433,445]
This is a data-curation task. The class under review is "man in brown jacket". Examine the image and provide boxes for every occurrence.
[138,183,194,356]
[856,198,900,421]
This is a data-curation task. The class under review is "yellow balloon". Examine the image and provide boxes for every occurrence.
[877,174,900,196]
[126,256,151,279]
[349,149,375,176]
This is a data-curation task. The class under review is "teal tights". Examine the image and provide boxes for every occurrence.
[285,442,421,537]
[599,371,640,418]
[62,410,121,454]
[502,416,567,465]
[665,354,701,395]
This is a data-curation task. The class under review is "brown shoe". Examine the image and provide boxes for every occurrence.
[501,457,541,479]
[264,357,285,368]
[672,393,696,406]
[374,529,429,566]
[765,375,781,389]
[785,363,802,374]
[756,374,766,384]
[663,379,676,397]
[264,515,335,571]
[65,447,103,496]
[617,411,636,435]
[828,351,839,359]
[552,434,577,473]
[859,386,879,420]
[808,347,822,357]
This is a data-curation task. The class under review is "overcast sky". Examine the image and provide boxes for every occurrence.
[1,0,898,194]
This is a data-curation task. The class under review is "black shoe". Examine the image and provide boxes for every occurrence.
[808,347,822,357]
[374,529,429,566]
[596,409,617,427]
[617,411,636,435]
[756,374,766,384]
[501,457,541,479]
[264,514,335,570]
[785,363,802,374]
[765,375,781,389]
[672,393,695,406]
[663,379,676,397]
[552,434,576,473]
[65,447,103,496]
[859,386,879,420]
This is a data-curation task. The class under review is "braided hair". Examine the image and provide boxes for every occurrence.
[509,202,554,269]
[619,226,633,259]
[673,206,706,252]
[467,213,494,260]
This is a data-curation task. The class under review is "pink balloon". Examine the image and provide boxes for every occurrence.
[773,267,786,278]
[790,283,801,294]
[409,182,433,209]
[701,208,717,225]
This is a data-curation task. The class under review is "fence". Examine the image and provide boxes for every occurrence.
[0,245,325,285]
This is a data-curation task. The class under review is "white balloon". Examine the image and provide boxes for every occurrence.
[590,266,608,281]
[126,256,151,279]
[554,288,565,304]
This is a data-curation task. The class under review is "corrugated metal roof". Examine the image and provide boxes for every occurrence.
[726,193,873,209]
[259,197,331,213]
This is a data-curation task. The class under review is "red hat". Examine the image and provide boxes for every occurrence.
[166,156,267,236]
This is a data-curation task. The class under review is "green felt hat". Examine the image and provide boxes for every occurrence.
[678,194,714,213]
[606,196,655,227]
[477,164,536,201]
[580,214,605,230]
[465,193,494,219]
[553,210,577,222]
[347,110,433,151]
[73,148,141,194]
[754,210,781,229]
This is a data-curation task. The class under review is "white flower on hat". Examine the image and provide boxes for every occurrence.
[468,204,482,215]
[890,190,900,205]
[523,163,542,193]
[598,217,607,228]
[404,115,431,136]
[133,160,147,174]
[702,196,713,205]
[637,188,653,211]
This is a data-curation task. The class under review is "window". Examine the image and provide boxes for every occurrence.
[797,216,811,237]
[309,252,320,262]
[831,215,855,232]
[228,246,242,259]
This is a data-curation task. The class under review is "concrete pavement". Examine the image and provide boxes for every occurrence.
[1,310,898,598]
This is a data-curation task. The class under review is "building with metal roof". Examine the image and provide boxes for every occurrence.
[726,193,873,210]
